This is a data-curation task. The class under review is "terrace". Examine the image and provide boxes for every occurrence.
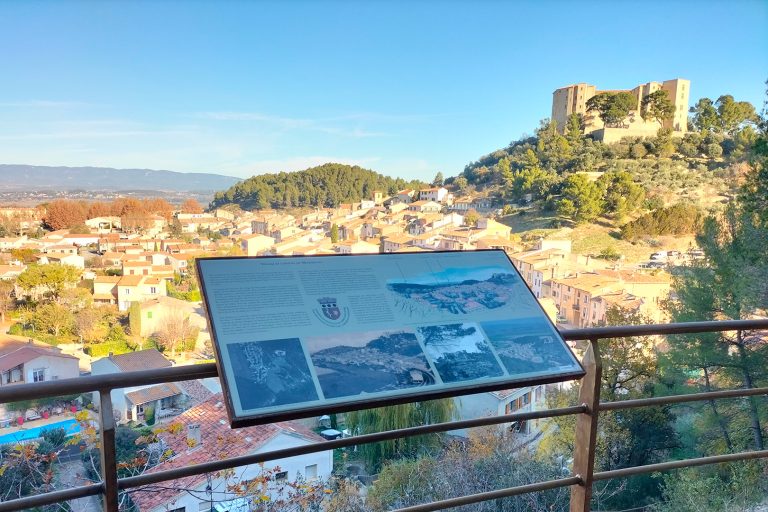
[0,318,767,512]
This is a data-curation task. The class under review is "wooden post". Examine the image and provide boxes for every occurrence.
[98,389,119,512]
[570,338,602,512]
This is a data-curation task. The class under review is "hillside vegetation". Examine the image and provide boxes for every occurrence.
[210,163,426,210]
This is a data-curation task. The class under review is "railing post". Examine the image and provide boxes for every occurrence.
[98,389,119,512]
[570,338,602,512]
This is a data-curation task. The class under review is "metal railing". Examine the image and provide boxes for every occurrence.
[1,319,767,512]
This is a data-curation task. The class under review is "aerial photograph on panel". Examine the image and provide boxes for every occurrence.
[480,318,580,374]
[417,323,505,382]
[226,338,319,410]
[305,330,436,399]
[387,266,536,318]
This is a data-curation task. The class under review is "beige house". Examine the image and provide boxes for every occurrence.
[335,240,380,254]
[93,275,166,311]
[241,233,276,256]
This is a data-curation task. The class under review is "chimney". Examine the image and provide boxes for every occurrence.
[108,352,114,358]
[187,423,201,448]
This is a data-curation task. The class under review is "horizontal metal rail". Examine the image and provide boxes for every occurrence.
[119,405,586,489]
[1,320,765,405]
[561,318,768,341]
[0,319,766,512]
[0,363,218,404]
[594,449,768,481]
[391,476,583,512]
[0,484,102,512]
[600,386,768,411]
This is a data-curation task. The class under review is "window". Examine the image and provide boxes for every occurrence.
[33,368,45,382]
[124,289,130,295]
[168,508,185,512]
[198,502,212,512]
[305,464,318,479]
[275,471,288,481]
[150,287,157,294]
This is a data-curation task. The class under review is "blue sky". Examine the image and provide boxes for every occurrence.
[1,1,766,181]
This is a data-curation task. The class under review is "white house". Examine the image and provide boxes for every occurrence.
[90,349,202,423]
[132,395,333,512]
[453,386,547,438]
[419,187,449,203]
[0,335,80,387]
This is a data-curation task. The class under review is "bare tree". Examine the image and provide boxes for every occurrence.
[155,307,196,357]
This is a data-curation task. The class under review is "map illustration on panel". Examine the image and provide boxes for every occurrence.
[387,266,535,318]
[306,330,436,399]
[480,317,580,374]
[418,323,505,382]
[227,338,319,410]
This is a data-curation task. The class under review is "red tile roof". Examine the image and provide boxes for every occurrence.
[130,394,325,511]
[125,383,182,406]
[0,345,77,373]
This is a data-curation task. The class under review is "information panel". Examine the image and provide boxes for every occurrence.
[197,250,583,427]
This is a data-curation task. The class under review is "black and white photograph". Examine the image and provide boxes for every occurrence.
[306,329,436,399]
[417,323,505,383]
[227,338,319,410]
[480,318,580,374]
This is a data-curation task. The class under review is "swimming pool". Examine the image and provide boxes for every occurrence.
[0,418,80,445]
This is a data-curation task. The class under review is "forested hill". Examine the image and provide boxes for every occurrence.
[210,163,426,210]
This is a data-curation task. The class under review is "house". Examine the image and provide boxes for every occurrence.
[476,218,512,239]
[453,385,547,437]
[138,296,209,344]
[93,275,166,311]
[85,216,121,233]
[91,349,210,423]
[382,233,414,253]
[407,200,442,213]
[418,187,449,203]
[0,264,26,281]
[335,240,380,254]
[0,236,28,250]
[131,394,333,512]
[240,234,276,256]
[0,335,80,387]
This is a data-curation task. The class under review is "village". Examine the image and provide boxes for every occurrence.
[0,187,676,511]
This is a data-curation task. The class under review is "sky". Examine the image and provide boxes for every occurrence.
[1,0,766,182]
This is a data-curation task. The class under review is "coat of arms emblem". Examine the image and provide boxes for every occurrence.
[314,297,349,326]
[318,297,341,320]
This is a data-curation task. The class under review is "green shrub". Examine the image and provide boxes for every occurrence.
[86,340,135,358]
[144,405,155,426]
[620,204,704,241]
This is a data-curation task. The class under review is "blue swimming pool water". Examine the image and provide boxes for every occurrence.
[0,418,80,445]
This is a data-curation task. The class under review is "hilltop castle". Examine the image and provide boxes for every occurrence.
[552,78,690,143]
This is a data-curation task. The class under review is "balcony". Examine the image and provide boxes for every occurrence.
[0,318,767,512]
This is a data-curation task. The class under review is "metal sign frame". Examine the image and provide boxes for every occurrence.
[196,250,584,428]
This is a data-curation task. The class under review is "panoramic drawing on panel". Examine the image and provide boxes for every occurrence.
[418,323,505,382]
[480,317,580,374]
[306,329,436,399]
[227,338,319,410]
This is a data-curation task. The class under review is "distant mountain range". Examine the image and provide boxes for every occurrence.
[0,165,241,192]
